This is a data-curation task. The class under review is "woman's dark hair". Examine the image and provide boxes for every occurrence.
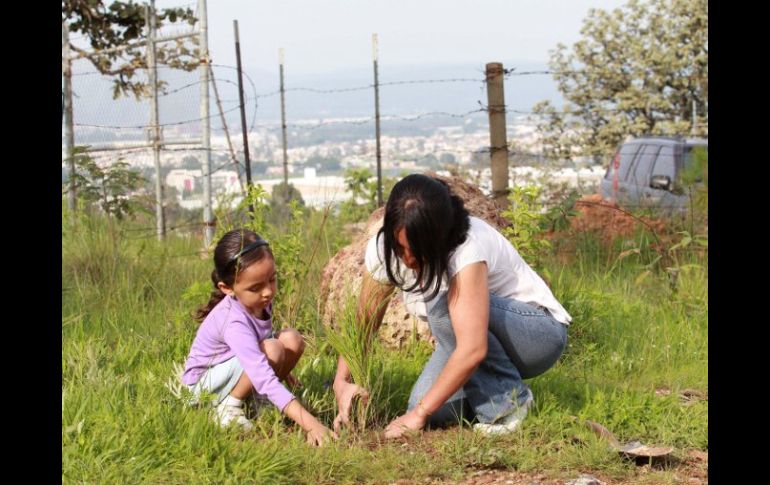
[380,174,470,301]
[195,228,274,321]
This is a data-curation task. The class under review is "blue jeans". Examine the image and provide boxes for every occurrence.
[407,292,568,425]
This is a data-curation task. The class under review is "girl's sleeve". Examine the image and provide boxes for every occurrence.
[223,320,294,411]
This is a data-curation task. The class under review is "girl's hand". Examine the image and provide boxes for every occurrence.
[332,381,370,433]
[384,409,426,439]
[306,424,338,446]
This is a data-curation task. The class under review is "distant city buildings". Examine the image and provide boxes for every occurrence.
[66,118,605,210]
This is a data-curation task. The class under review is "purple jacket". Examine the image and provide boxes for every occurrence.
[181,295,294,411]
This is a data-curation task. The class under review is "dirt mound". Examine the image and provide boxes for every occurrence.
[564,194,668,245]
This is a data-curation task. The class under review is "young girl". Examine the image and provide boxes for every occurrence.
[181,228,337,446]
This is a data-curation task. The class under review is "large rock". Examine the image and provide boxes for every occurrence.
[319,173,509,349]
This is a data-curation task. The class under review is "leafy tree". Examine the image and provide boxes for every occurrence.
[268,182,306,224]
[338,168,397,223]
[534,0,707,162]
[270,182,305,207]
[70,147,146,219]
[63,0,199,99]
[501,185,552,271]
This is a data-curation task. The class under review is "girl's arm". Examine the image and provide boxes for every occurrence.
[283,399,338,446]
[223,321,336,445]
[385,261,489,438]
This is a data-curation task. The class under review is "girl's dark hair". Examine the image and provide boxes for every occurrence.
[380,174,470,301]
[195,228,274,321]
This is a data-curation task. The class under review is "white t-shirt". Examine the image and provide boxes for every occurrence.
[364,216,572,325]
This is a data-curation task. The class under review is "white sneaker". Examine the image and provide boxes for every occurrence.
[214,399,254,431]
[473,388,534,435]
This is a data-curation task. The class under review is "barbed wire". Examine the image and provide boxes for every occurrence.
[502,69,583,78]
[253,89,282,99]
[248,78,485,99]
[76,139,693,166]
[189,159,241,178]
[70,62,200,77]
[381,77,483,86]
[384,108,486,121]
[84,147,154,160]
[69,66,259,138]
[70,63,660,134]
[73,102,575,131]
[82,145,235,163]
[503,69,556,77]
[247,108,487,133]
[285,85,372,94]
[476,100,631,117]
[74,104,245,130]
[158,77,240,98]
[209,64,260,133]
[67,62,706,234]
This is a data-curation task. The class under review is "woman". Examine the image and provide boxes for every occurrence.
[332,174,571,437]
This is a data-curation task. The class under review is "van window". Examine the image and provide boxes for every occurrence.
[630,144,660,184]
[605,143,641,180]
[652,146,676,180]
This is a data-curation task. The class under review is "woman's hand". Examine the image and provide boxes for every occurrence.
[384,409,427,439]
[306,423,338,446]
[332,381,370,432]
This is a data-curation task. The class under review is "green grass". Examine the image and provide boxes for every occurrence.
[62,207,707,484]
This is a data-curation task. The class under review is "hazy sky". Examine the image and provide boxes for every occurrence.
[68,0,633,127]
[156,0,628,75]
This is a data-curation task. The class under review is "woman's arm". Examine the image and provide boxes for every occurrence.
[414,261,489,413]
[385,261,489,437]
[333,272,395,386]
[332,272,395,431]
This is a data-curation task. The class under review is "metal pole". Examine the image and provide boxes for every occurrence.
[198,0,213,247]
[147,2,165,239]
[234,20,253,214]
[62,20,76,212]
[279,48,289,201]
[209,64,245,194]
[372,34,383,206]
[691,99,697,136]
[485,62,509,209]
